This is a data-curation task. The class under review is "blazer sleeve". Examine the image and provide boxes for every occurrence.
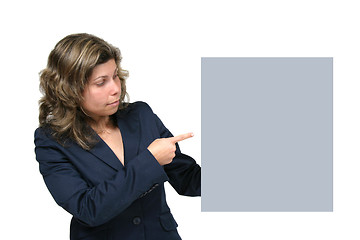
[153,112,201,197]
[34,128,169,227]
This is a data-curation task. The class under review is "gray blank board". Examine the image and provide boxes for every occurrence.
[201,57,333,212]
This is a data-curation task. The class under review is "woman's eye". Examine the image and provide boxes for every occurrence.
[113,74,119,79]
[96,80,105,86]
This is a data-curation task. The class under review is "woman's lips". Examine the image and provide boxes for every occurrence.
[108,100,120,106]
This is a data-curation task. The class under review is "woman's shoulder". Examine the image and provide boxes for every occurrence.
[34,126,58,147]
[118,101,154,115]
[34,126,51,139]
[130,101,153,110]
[34,126,75,148]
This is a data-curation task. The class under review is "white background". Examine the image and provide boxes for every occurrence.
[0,0,358,239]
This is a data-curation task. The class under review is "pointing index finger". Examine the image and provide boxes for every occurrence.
[170,132,194,143]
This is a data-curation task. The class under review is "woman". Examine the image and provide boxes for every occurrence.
[34,33,201,240]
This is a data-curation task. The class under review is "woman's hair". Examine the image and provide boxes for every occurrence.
[38,33,129,150]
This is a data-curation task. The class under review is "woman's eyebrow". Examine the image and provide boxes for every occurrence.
[93,68,118,81]
[93,75,108,81]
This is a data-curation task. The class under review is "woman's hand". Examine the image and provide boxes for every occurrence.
[147,133,193,165]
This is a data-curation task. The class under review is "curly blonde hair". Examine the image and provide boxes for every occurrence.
[38,33,129,150]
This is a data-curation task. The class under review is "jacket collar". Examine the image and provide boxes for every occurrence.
[88,105,140,170]
[88,137,123,170]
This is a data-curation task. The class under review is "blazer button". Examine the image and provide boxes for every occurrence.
[133,217,141,225]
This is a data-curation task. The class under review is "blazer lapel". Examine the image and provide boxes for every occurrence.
[116,107,141,165]
[88,136,124,170]
[86,105,141,170]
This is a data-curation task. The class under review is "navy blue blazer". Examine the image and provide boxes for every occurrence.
[34,101,201,240]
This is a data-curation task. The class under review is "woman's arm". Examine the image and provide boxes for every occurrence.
[152,113,201,197]
[34,129,169,227]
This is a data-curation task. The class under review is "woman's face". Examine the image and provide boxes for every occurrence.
[81,59,121,121]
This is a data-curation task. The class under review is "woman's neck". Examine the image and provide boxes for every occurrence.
[89,116,115,134]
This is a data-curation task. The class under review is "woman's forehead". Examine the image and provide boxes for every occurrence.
[89,59,117,80]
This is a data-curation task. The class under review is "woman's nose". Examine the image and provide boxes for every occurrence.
[109,78,121,95]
